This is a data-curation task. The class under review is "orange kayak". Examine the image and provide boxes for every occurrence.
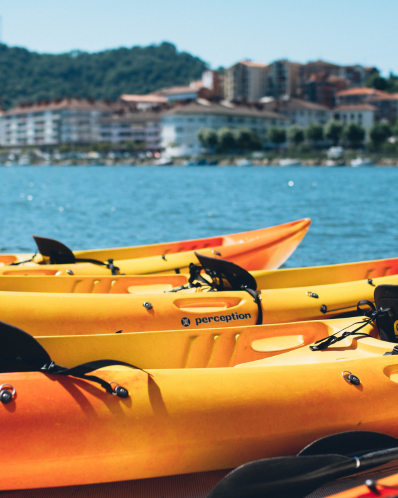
[0,218,311,275]
[327,472,398,497]
[2,315,398,491]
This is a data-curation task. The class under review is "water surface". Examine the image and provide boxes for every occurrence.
[0,165,396,268]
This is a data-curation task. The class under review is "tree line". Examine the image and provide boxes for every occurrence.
[198,121,398,153]
[0,42,207,110]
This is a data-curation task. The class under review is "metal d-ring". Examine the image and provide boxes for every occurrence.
[109,382,120,395]
[109,382,129,398]
[0,384,16,397]
[342,371,361,385]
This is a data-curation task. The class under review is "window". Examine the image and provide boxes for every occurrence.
[176,127,184,133]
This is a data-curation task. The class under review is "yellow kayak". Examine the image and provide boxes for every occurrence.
[0,218,310,275]
[0,254,398,335]
[2,305,398,490]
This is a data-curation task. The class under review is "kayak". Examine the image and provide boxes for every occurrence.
[1,257,398,335]
[2,311,398,491]
[326,472,398,497]
[0,218,311,275]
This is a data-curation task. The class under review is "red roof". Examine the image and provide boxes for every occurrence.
[336,88,389,97]
[121,94,167,103]
[334,104,377,111]
[239,60,268,68]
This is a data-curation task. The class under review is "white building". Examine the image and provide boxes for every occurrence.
[161,100,291,157]
[225,61,268,102]
[262,98,332,128]
[0,98,113,147]
[97,111,162,150]
[332,104,376,135]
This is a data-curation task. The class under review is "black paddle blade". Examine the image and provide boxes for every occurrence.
[298,431,398,458]
[33,235,76,264]
[207,455,353,498]
[0,320,51,373]
[194,252,257,291]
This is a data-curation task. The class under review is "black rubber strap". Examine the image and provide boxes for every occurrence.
[41,359,149,394]
[8,253,37,266]
[74,257,120,275]
[242,286,263,325]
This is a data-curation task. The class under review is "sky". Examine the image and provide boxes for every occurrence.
[1,0,396,75]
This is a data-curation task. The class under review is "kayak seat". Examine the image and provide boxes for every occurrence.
[32,235,120,275]
[374,285,398,343]
[0,320,144,397]
[0,320,51,373]
[33,235,76,265]
[194,252,257,291]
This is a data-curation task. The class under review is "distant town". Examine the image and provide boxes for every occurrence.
[1,57,398,165]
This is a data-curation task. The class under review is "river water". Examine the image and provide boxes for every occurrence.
[0,165,396,268]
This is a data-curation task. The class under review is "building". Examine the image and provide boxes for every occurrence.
[161,100,291,157]
[335,88,389,106]
[0,98,114,147]
[96,111,162,150]
[120,94,167,111]
[202,70,224,99]
[265,60,302,100]
[332,104,376,134]
[298,61,379,108]
[367,93,398,122]
[340,65,379,88]
[225,61,268,102]
[262,98,332,128]
[153,81,214,102]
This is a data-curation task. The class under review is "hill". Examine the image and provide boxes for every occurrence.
[0,42,208,109]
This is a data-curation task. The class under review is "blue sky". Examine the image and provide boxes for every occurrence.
[1,0,396,75]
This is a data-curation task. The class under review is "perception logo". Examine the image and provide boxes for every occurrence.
[180,313,251,327]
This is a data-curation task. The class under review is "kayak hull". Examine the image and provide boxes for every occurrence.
[0,219,311,275]
[2,327,398,490]
[1,271,398,335]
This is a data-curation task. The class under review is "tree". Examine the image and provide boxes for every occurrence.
[342,122,365,148]
[234,127,252,150]
[198,128,218,150]
[197,127,208,147]
[267,126,286,146]
[287,125,305,146]
[369,123,392,149]
[0,42,208,109]
[234,127,262,151]
[365,73,389,91]
[306,123,324,143]
[391,121,398,138]
[217,127,236,151]
[325,120,343,146]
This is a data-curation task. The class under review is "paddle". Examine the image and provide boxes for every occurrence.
[207,432,398,498]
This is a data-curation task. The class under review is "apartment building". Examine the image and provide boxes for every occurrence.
[332,104,376,133]
[0,98,114,147]
[96,111,162,150]
[161,100,291,157]
[367,93,398,121]
[262,98,332,127]
[265,60,302,100]
[225,61,268,102]
[335,88,387,106]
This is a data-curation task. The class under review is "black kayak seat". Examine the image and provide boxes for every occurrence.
[374,284,398,343]
[194,252,257,291]
[0,321,51,373]
[33,235,76,264]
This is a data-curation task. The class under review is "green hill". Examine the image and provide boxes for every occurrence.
[0,42,208,110]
